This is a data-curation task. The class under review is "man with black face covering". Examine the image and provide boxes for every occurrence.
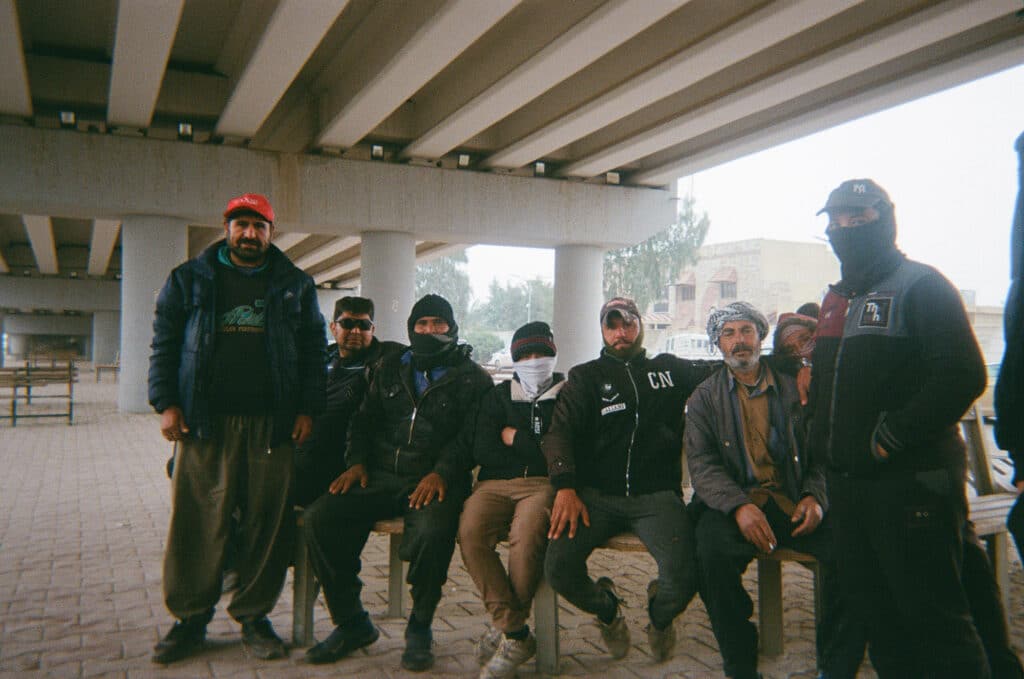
[542,298,714,663]
[302,294,493,671]
[806,179,990,677]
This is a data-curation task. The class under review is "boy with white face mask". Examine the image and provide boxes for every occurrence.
[458,321,564,679]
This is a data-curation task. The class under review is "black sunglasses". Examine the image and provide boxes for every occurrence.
[336,318,373,331]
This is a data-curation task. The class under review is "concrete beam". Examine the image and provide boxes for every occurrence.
[0,125,673,247]
[88,219,121,276]
[402,0,687,161]
[567,0,1016,178]
[483,0,858,171]
[271,231,310,253]
[216,0,349,138]
[291,235,361,270]
[23,215,58,275]
[0,277,121,312]
[107,0,186,128]
[318,0,521,150]
[0,0,31,117]
[3,314,92,335]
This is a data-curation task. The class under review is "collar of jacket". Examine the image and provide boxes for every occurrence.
[599,346,647,365]
[834,247,905,296]
[194,239,296,282]
[510,373,566,402]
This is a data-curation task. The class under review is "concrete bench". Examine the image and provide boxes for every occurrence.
[0,364,77,426]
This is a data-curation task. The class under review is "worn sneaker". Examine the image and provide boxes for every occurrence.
[305,619,380,665]
[645,621,676,662]
[241,616,288,660]
[595,577,630,659]
[480,633,537,679]
[401,618,434,672]
[152,616,208,665]
[475,624,503,665]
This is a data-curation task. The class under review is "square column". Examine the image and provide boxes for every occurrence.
[119,216,188,412]
[359,231,416,343]
[553,244,605,372]
[91,310,121,365]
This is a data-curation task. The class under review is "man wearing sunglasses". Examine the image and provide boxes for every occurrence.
[294,297,404,506]
[806,179,989,677]
[149,193,326,664]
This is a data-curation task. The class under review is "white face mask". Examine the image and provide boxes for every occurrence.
[514,356,557,399]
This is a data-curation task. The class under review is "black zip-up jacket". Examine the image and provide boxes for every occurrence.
[473,375,565,481]
[346,346,494,486]
[807,253,986,478]
[542,348,715,496]
[148,241,326,445]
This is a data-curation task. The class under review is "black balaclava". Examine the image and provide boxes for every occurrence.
[407,294,460,370]
[827,203,902,292]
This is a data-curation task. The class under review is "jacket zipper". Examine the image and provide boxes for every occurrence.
[624,362,640,497]
[525,400,537,478]
[826,299,852,463]
[396,370,439,474]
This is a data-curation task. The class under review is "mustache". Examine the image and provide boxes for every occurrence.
[730,343,756,355]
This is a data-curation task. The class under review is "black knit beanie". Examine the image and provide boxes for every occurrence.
[510,321,557,361]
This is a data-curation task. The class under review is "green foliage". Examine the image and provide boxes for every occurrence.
[603,194,710,312]
[471,277,554,331]
[415,249,471,323]
[463,330,504,362]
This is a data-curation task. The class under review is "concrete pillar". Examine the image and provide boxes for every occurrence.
[316,288,345,339]
[553,244,605,372]
[92,311,121,364]
[119,217,188,412]
[359,231,415,344]
[6,334,27,363]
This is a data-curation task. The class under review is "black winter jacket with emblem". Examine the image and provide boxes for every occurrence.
[807,253,986,478]
[473,375,565,481]
[346,346,494,486]
[542,349,715,496]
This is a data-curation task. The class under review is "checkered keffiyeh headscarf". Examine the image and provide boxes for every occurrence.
[706,301,769,347]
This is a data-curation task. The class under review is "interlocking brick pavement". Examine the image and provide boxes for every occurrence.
[2,375,1022,678]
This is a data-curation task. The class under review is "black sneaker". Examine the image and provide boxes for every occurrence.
[401,618,434,672]
[304,619,380,665]
[241,616,288,660]
[152,616,208,665]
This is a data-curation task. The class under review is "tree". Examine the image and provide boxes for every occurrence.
[603,194,710,312]
[471,277,554,330]
[415,249,471,323]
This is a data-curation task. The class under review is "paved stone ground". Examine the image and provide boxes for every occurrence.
[1,374,1022,678]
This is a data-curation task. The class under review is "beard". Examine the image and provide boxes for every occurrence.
[723,343,759,372]
[229,238,268,263]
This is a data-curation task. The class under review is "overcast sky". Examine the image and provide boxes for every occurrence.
[466,62,1024,307]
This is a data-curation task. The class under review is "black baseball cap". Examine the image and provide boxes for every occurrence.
[817,179,893,215]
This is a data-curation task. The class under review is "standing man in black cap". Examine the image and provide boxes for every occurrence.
[302,294,493,672]
[149,192,326,664]
[459,321,564,679]
[806,179,989,677]
[542,298,714,664]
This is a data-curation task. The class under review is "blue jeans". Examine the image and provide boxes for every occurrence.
[543,488,697,629]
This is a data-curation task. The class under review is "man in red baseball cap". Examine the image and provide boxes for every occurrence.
[149,191,326,664]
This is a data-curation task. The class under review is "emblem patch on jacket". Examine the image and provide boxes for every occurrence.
[601,403,627,416]
[600,383,620,402]
[858,297,892,328]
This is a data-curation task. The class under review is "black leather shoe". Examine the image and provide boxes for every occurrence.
[152,617,207,665]
[401,619,434,672]
[241,617,288,660]
[305,622,380,665]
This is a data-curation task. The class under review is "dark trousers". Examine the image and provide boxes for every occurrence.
[1010,494,1024,565]
[303,469,467,626]
[830,470,990,679]
[694,500,862,679]
[543,488,697,629]
[163,415,294,623]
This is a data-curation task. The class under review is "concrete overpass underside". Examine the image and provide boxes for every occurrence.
[0,0,1021,408]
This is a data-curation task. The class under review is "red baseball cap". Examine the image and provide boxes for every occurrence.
[224,193,275,223]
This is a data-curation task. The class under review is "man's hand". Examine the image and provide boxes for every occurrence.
[292,414,313,445]
[790,496,824,537]
[409,472,446,509]
[735,503,777,553]
[548,488,590,540]
[329,464,368,495]
[1016,480,1023,494]
[797,365,811,406]
[160,406,190,442]
[501,426,517,447]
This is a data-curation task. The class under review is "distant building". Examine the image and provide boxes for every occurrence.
[666,239,839,334]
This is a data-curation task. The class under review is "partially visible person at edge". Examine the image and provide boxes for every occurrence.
[770,311,817,377]
[293,296,404,507]
[148,192,326,664]
[996,130,1024,563]
[541,298,716,664]
[301,294,493,672]
[459,321,565,679]
[805,178,989,677]
[686,301,860,679]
